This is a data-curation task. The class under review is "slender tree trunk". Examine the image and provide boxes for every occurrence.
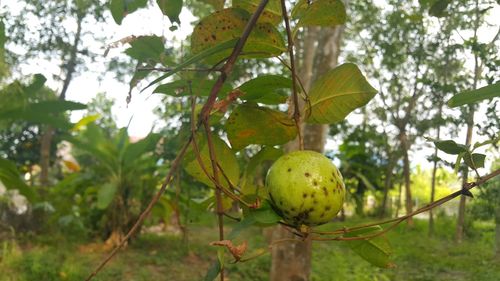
[399,131,413,226]
[39,14,83,187]
[428,145,438,236]
[270,24,344,281]
[395,183,402,218]
[455,105,474,243]
[429,106,442,236]
[380,153,395,218]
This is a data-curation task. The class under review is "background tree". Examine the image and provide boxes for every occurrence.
[3,0,108,186]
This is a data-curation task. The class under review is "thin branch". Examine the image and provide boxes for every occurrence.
[276,56,309,105]
[202,120,226,281]
[280,0,303,150]
[189,89,250,207]
[198,0,271,124]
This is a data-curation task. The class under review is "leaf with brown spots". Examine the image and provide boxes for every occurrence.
[191,8,285,64]
[233,0,282,25]
[225,104,297,150]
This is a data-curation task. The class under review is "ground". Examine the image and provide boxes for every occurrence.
[0,217,498,281]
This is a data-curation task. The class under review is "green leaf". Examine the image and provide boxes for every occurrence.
[232,0,282,25]
[232,200,282,238]
[463,153,486,169]
[292,0,346,27]
[122,133,160,164]
[125,36,164,62]
[0,158,38,202]
[29,100,87,113]
[454,152,464,174]
[143,39,239,91]
[183,134,240,189]
[24,74,47,96]
[305,63,377,124]
[204,260,222,281]
[237,75,291,104]
[0,100,86,129]
[110,0,148,25]
[242,146,283,195]
[432,139,467,155]
[71,114,100,131]
[154,78,232,97]
[248,200,282,224]
[96,183,118,209]
[244,147,283,181]
[344,226,393,268]
[226,104,297,150]
[191,8,285,64]
[156,0,183,24]
[428,0,451,17]
[227,215,257,239]
[473,135,500,149]
[447,82,500,108]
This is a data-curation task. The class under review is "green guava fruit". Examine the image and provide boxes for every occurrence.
[265,150,345,226]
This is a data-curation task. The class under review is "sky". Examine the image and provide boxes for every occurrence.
[5,1,500,173]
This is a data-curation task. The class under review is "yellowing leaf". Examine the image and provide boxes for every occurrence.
[292,0,346,27]
[191,8,285,63]
[305,63,377,124]
[225,104,297,150]
[63,160,81,172]
[71,114,99,132]
[232,0,282,25]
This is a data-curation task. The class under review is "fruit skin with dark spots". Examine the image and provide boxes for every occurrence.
[265,150,345,226]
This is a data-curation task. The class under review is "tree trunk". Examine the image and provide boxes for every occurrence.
[399,131,413,226]
[39,127,54,187]
[428,146,438,236]
[395,183,402,218]
[270,23,344,281]
[455,108,473,243]
[429,105,442,236]
[380,153,395,218]
[39,14,83,187]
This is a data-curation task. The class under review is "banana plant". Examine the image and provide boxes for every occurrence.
[66,123,160,245]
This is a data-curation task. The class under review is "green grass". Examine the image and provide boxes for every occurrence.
[1,218,499,281]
